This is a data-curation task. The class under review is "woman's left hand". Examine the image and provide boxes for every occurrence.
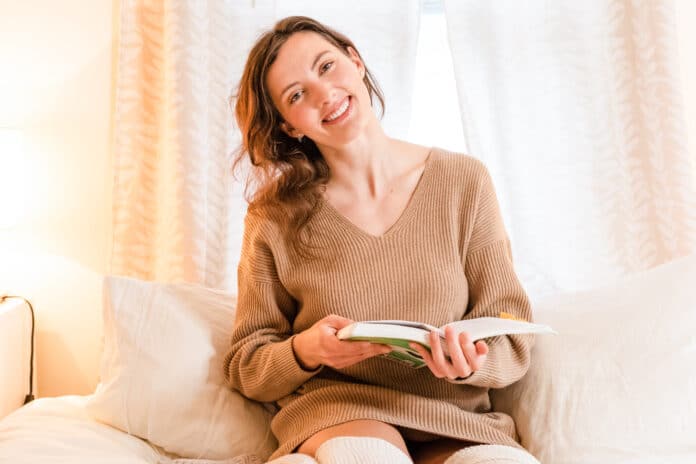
[409,326,489,380]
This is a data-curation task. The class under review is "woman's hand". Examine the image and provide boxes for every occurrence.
[292,314,392,370]
[409,326,489,380]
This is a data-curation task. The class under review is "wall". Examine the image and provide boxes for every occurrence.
[0,0,114,396]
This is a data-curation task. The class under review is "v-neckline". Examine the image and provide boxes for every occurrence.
[319,148,436,240]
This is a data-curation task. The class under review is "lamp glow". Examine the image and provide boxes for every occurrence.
[0,128,27,230]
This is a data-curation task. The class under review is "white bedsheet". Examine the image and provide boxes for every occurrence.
[0,395,164,463]
[1,395,694,464]
[0,395,262,464]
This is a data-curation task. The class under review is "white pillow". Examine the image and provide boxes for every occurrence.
[86,276,277,460]
[492,253,696,464]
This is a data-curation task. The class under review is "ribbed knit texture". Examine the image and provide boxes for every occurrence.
[315,437,412,464]
[224,149,534,460]
[443,445,541,464]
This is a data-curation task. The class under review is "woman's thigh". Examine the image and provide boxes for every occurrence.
[295,419,410,458]
[408,437,477,464]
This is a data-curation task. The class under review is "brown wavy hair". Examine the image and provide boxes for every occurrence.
[232,16,385,257]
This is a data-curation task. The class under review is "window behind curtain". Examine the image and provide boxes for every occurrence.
[409,0,467,153]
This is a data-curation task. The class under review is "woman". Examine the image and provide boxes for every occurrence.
[224,16,539,464]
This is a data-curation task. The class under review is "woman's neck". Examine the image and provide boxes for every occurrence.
[315,116,414,198]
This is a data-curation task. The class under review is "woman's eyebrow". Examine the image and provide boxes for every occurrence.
[280,50,332,98]
[311,50,331,70]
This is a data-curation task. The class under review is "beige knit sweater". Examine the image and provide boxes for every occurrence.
[224,149,534,460]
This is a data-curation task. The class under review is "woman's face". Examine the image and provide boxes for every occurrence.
[266,31,373,149]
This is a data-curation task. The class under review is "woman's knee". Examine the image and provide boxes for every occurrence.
[296,419,409,458]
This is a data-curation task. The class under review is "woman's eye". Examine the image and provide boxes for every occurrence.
[320,61,334,74]
[289,90,303,104]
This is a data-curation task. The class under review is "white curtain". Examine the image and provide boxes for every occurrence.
[112,0,696,300]
[110,0,420,291]
[444,0,696,300]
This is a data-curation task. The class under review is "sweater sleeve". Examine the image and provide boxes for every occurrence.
[223,214,322,402]
[450,162,534,388]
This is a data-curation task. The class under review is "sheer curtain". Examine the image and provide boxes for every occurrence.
[443,0,696,300]
[109,0,420,291]
[111,0,695,299]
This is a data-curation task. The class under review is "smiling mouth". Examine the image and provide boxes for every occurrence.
[322,97,351,124]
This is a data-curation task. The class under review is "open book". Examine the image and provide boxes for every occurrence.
[336,313,555,368]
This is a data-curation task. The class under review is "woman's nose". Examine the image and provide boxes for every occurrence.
[311,80,334,107]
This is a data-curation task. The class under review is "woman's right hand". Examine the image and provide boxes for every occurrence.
[292,314,392,370]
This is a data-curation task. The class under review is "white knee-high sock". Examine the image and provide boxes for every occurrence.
[264,453,318,464]
[443,444,540,464]
[315,436,413,464]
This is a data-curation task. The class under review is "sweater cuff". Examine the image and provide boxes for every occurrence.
[281,335,323,378]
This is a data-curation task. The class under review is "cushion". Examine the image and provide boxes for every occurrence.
[491,253,696,463]
[86,276,277,460]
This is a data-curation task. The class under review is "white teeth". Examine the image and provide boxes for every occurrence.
[324,98,349,122]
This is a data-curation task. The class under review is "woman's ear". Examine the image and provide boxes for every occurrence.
[280,121,300,139]
[347,47,366,78]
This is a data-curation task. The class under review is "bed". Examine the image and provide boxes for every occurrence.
[1,254,696,463]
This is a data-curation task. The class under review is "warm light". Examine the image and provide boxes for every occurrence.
[0,128,28,229]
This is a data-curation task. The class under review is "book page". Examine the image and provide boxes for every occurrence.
[359,319,440,332]
[442,317,555,340]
